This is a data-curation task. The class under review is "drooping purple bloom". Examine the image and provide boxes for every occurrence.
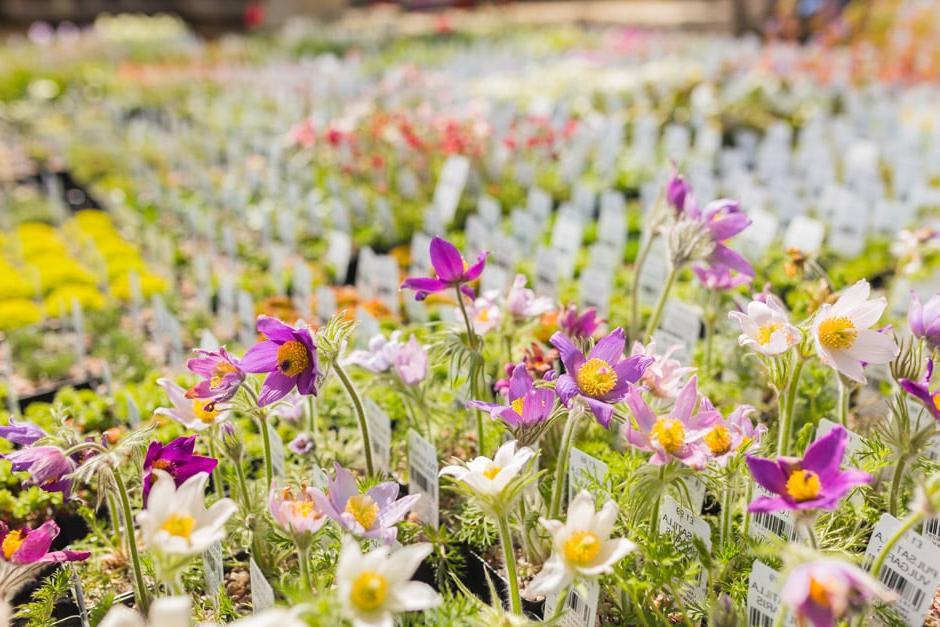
[467,364,556,429]
[185,346,245,409]
[142,436,217,501]
[0,419,45,446]
[3,446,74,496]
[665,169,689,213]
[689,199,754,281]
[746,426,871,513]
[559,305,602,339]
[400,236,488,301]
[692,265,752,291]
[241,316,319,407]
[550,328,653,428]
[312,463,420,544]
[900,359,940,421]
[781,558,895,627]
[908,292,940,349]
[0,520,89,565]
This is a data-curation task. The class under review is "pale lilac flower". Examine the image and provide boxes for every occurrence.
[0,419,45,446]
[781,558,895,627]
[463,290,502,335]
[155,378,231,431]
[288,433,315,455]
[698,402,765,465]
[506,274,554,320]
[344,332,429,386]
[269,483,328,540]
[630,339,695,399]
[391,335,428,386]
[3,446,74,496]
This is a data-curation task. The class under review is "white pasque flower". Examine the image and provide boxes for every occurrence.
[524,491,635,598]
[336,537,440,627]
[439,439,535,498]
[811,280,898,383]
[137,470,237,557]
[728,299,800,355]
[99,596,307,627]
[155,378,231,431]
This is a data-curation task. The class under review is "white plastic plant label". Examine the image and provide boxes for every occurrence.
[407,429,439,528]
[544,578,599,627]
[638,239,668,305]
[749,484,794,541]
[568,448,608,503]
[658,495,711,603]
[267,422,285,478]
[863,513,940,626]
[550,206,584,281]
[660,300,702,348]
[782,216,825,255]
[203,541,224,601]
[534,247,558,298]
[364,399,392,474]
[924,517,940,549]
[249,557,274,612]
[316,286,336,321]
[433,155,470,224]
[747,560,794,627]
[579,267,613,318]
[741,208,779,261]
[325,229,352,278]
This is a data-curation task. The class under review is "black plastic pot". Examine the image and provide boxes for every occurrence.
[458,543,544,619]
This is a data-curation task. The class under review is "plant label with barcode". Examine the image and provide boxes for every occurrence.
[658,495,711,603]
[925,516,940,549]
[863,513,940,626]
[747,560,794,627]
[364,399,392,474]
[407,429,439,528]
[250,556,274,612]
[568,448,608,504]
[203,541,224,604]
[544,578,599,627]
[749,484,794,541]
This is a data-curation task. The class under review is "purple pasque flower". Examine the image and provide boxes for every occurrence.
[693,265,752,291]
[143,436,217,501]
[559,305,602,339]
[155,378,231,431]
[665,169,689,214]
[624,377,721,470]
[551,328,653,428]
[3,446,74,496]
[908,292,940,349]
[0,520,89,565]
[506,274,554,320]
[746,425,871,513]
[467,364,556,429]
[393,335,428,386]
[241,316,319,407]
[697,401,765,465]
[900,359,940,421]
[312,463,420,544]
[344,331,429,386]
[269,482,328,540]
[288,433,315,455]
[689,198,754,282]
[185,346,245,409]
[0,419,45,446]
[344,332,401,374]
[630,339,695,400]
[400,236,488,301]
[781,558,895,627]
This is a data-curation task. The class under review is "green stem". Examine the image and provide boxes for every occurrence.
[649,464,666,540]
[455,286,479,351]
[888,456,909,519]
[643,263,678,343]
[630,232,657,341]
[869,512,924,579]
[232,454,252,511]
[776,356,805,456]
[720,473,735,550]
[742,480,753,537]
[207,431,224,498]
[497,513,522,615]
[297,542,313,593]
[107,492,122,545]
[112,470,150,613]
[258,415,274,488]
[837,376,850,427]
[549,409,582,519]
[803,521,818,549]
[334,360,374,476]
[307,395,318,438]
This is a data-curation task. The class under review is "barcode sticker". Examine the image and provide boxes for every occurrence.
[924,517,940,548]
[249,557,274,612]
[863,513,940,626]
[568,448,608,504]
[544,579,599,627]
[658,496,711,603]
[407,429,439,528]
[749,484,794,541]
[364,399,392,474]
[747,561,794,627]
[203,541,224,603]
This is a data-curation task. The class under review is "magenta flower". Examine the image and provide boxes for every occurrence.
[665,169,689,213]
[746,426,871,513]
[689,199,754,281]
[551,328,653,428]
[241,316,319,407]
[0,419,45,446]
[0,520,89,598]
[624,377,720,469]
[696,401,765,466]
[400,236,488,301]
[781,558,895,627]
[467,364,556,429]
[185,346,245,409]
[312,463,420,544]
[559,305,602,339]
[3,446,74,496]
[900,359,940,421]
[693,265,752,291]
[143,436,218,501]
[908,292,940,349]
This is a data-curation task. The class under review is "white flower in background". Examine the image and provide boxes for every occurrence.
[462,290,502,335]
[891,228,940,276]
[440,440,535,498]
[137,471,237,557]
[524,491,635,598]
[811,280,898,383]
[154,378,230,431]
[728,299,800,356]
[99,596,307,627]
[336,537,440,627]
[506,274,554,320]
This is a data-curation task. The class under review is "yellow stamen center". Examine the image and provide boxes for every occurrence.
[785,469,821,502]
[511,398,525,416]
[161,514,196,539]
[191,399,220,424]
[756,322,782,345]
[210,362,238,388]
[344,495,380,530]
[817,316,857,351]
[350,570,388,611]
[276,340,310,378]
[576,358,618,397]
[738,436,753,452]
[808,577,831,608]
[290,500,319,519]
[563,530,602,566]
[2,530,24,559]
[704,425,732,456]
[932,393,940,413]
[483,464,502,480]
[153,459,173,471]
[651,418,686,455]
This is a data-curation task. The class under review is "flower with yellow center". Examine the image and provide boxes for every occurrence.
[756,321,782,346]
[704,425,732,456]
[1,530,24,560]
[160,514,196,540]
[191,399,220,424]
[808,577,831,608]
[576,358,618,397]
[350,571,388,611]
[344,495,380,531]
[651,418,686,455]
[785,469,821,502]
[440,440,536,500]
[816,316,858,351]
[729,300,799,356]
[155,378,231,432]
[563,531,602,566]
[277,340,310,377]
[209,361,238,388]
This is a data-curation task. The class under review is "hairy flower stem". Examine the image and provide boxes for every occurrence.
[869,511,924,579]
[549,409,582,519]
[455,286,479,352]
[112,469,150,613]
[334,360,375,476]
[630,232,657,341]
[296,542,314,593]
[837,376,850,427]
[742,480,753,537]
[259,415,274,489]
[497,513,522,615]
[719,475,735,549]
[648,464,667,540]
[644,263,679,343]
[307,396,318,438]
[775,356,806,456]
[455,285,487,453]
[207,431,224,499]
[888,455,909,518]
